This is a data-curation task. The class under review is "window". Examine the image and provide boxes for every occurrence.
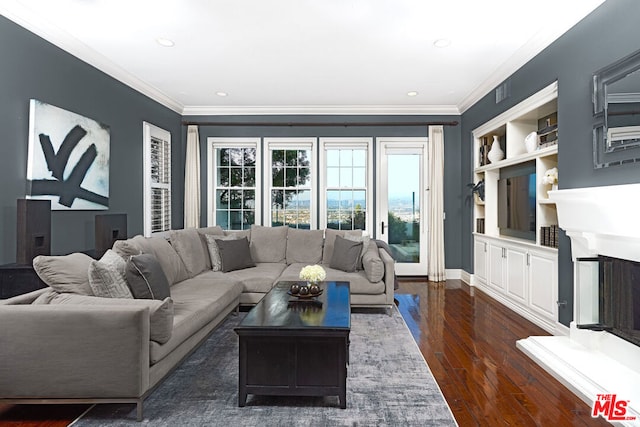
[143,122,171,236]
[264,138,317,229]
[320,138,373,232]
[208,138,261,230]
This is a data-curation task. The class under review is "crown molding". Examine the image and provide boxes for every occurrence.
[1,2,184,114]
[181,104,460,116]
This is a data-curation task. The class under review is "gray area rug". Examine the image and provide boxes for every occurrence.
[72,307,456,426]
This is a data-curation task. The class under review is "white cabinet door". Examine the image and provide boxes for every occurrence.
[528,250,558,321]
[474,238,488,284]
[506,246,528,305]
[488,243,506,291]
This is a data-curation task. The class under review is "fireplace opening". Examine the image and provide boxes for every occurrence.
[597,255,640,347]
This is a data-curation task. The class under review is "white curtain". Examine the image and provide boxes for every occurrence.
[427,125,446,281]
[184,125,200,228]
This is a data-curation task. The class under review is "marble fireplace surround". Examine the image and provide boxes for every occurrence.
[517,183,640,425]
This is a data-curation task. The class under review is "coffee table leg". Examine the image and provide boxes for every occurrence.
[339,391,347,409]
[239,386,247,407]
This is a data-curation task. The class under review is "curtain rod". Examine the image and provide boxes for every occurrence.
[181,120,459,127]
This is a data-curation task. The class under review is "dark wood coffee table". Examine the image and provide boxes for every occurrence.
[235,281,350,408]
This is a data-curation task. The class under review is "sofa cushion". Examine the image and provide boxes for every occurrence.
[215,237,255,272]
[33,253,94,295]
[126,254,171,300]
[205,234,238,271]
[322,229,363,265]
[362,240,385,283]
[149,277,242,364]
[205,263,286,293]
[32,292,174,344]
[170,229,208,278]
[114,236,189,285]
[88,250,133,298]
[343,233,370,270]
[196,226,225,269]
[250,225,287,263]
[286,228,324,264]
[224,229,250,240]
[330,235,362,273]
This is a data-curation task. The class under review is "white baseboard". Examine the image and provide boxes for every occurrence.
[445,269,462,280]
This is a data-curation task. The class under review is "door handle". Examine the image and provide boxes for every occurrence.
[381,221,386,235]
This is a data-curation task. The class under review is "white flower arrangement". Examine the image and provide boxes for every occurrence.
[299,264,326,284]
[542,167,558,185]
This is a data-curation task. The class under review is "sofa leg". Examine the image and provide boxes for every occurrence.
[136,400,144,422]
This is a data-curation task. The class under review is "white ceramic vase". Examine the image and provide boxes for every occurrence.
[487,135,504,163]
[524,131,538,153]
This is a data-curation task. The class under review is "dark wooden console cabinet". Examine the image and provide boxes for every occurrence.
[0,263,46,299]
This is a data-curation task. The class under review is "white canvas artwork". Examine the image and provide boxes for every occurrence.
[27,100,110,210]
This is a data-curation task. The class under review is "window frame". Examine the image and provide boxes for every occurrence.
[319,137,374,232]
[207,137,262,229]
[143,121,172,237]
[263,137,318,229]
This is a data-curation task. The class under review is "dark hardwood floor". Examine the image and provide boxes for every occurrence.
[0,279,610,426]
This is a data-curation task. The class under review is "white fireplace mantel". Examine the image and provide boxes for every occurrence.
[517,183,640,425]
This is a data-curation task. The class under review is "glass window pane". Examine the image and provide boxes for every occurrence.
[327,167,339,187]
[230,167,242,187]
[216,211,228,228]
[285,150,298,166]
[353,149,366,167]
[229,211,243,229]
[272,166,284,186]
[244,148,256,166]
[272,150,284,166]
[229,148,242,166]
[299,167,311,187]
[243,190,255,209]
[327,149,340,167]
[217,167,230,186]
[285,190,297,209]
[244,167,255,186]
[327,209,340,230]
[218,148,230,166]
[285,168,297,187]
[340,149,352,166]
[216,190,229,209]
[354,190,366,208]
[340,167,352,187]
[243,211,254,229]
[229,190,242,209]
[272,190,284,210]
[353,167,366,187]
[271,207,284,226]
[299,150,311,167]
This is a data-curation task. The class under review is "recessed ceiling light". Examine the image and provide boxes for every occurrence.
[216,91,228,97]
[156,38,175,47]
[433,38,451,48]
[407,91,419,97]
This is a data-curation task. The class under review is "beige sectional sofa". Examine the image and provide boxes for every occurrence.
[0,225,395,420]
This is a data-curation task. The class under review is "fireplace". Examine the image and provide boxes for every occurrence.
[516,183,640,425]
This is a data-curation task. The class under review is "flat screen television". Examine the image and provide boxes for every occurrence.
[498,162,536,241]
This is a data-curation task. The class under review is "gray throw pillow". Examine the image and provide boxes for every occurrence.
[215,237,255,273]
[88,249,133,298]
[205,234,238,271]
[32,253,95,295]
[343,233,370,270]
[125,254,171,300]
[330,235,363,273]
[362,240,385,282]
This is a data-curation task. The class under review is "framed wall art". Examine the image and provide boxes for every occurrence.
[27,99,110,210]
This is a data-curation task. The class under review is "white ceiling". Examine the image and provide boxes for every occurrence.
[1,0,605,115]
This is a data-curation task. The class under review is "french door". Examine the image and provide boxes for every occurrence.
[377,138,429,276]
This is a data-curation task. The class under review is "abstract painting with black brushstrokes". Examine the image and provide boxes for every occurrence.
[26,99,110,210]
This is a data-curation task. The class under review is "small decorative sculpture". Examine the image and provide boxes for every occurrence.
[487,135,504,163]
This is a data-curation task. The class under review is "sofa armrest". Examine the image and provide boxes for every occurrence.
[0,305,150,399]
[379,248,396,306]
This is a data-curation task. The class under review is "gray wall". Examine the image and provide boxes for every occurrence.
[0,16,183,264]
[181,115,463,270]
[461,0,640,325]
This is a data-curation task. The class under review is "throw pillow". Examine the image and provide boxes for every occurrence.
[330,235,363,273]
[343,232,370,270]
[322,229,363,265]
[125,253,171,300]
[196,226,224,269]
[362,240,385,283]
[88,249,133,298]
[32,253,95,295]
[215,237,255,273]
[205,234,239,271]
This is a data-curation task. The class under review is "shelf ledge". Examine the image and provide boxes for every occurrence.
[475,145,558,172]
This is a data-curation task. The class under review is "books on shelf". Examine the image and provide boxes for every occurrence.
[540,225,559,248]
[476,218,485,234]
[478,137,490,166]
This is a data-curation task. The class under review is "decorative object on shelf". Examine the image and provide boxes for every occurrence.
[476,218,485,234]
[540,225,559,248]
[469,180,485,202]
[479,136,490,166]
[542,167,558,192]
[299,264,326,286]
[487,135,504,163]
[524,131,538,153]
